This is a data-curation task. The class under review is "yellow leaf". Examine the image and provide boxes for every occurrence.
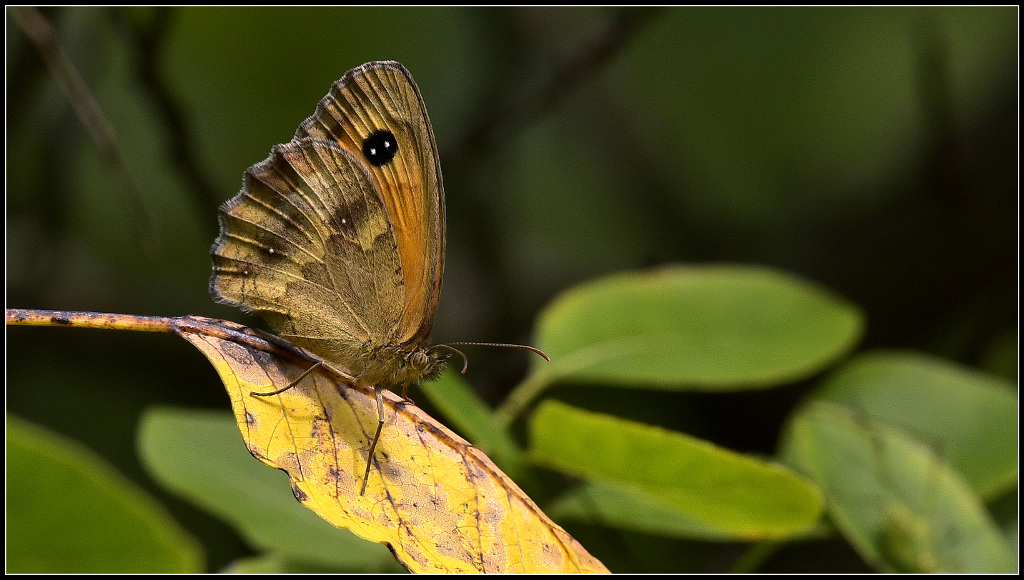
[177,318,607,573]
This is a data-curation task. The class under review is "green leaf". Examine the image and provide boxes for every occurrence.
[779,401,1013,573]
[501,265,863,421]
[6,415,202,573]
[417,368,525,478]
[223,552,369,573]
[810,350,1017,498]
[536,265,863,388]
[977,330,1018,383]
[529,401,823,540]
[136,407,402,572]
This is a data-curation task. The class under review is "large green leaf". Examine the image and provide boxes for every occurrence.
[136,407,402,572]
[501,265,862,421]
[529,401,823,540]
[810,350,1017,498]
[536,265,863,388]
[780,401,1013,573]
[6,415,202,573]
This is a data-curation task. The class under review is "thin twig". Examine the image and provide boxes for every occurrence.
[107,7,222,236]
[443,8,663,354]
[9,6,153,247]
[454,8,662,159]
[5,307,312,365]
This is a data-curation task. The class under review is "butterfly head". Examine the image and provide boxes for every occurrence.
[357,342,449,388]
[405,346,449,383]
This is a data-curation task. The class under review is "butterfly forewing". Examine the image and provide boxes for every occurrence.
[294,61,445,347]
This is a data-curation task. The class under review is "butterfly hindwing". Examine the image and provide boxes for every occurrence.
[211,138,406,371]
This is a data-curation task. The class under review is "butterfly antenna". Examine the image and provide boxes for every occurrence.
[450,342,550,360]
[441,341,551,373]
[431,343,469,374]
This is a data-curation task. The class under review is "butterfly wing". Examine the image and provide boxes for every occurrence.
[210,61,444,371]
[211,139,405,368]
[294,60,445,348]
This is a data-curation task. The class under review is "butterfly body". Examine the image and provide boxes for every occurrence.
[210,61,446,392]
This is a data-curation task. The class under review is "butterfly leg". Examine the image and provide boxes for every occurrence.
[250,361,323,397]
[321,361,356,384]
[250,360,358,398]
[360,385,386,495]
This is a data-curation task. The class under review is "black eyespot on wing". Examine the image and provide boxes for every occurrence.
[362,129,398,167]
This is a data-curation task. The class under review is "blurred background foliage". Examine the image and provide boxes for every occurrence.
[6,6,1016,572]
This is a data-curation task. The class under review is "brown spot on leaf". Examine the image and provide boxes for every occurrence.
[291,482,309,503]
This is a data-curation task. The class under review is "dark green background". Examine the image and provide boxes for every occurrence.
[6,7,1016,572]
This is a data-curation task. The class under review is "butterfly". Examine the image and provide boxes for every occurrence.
[210,61,544,495]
